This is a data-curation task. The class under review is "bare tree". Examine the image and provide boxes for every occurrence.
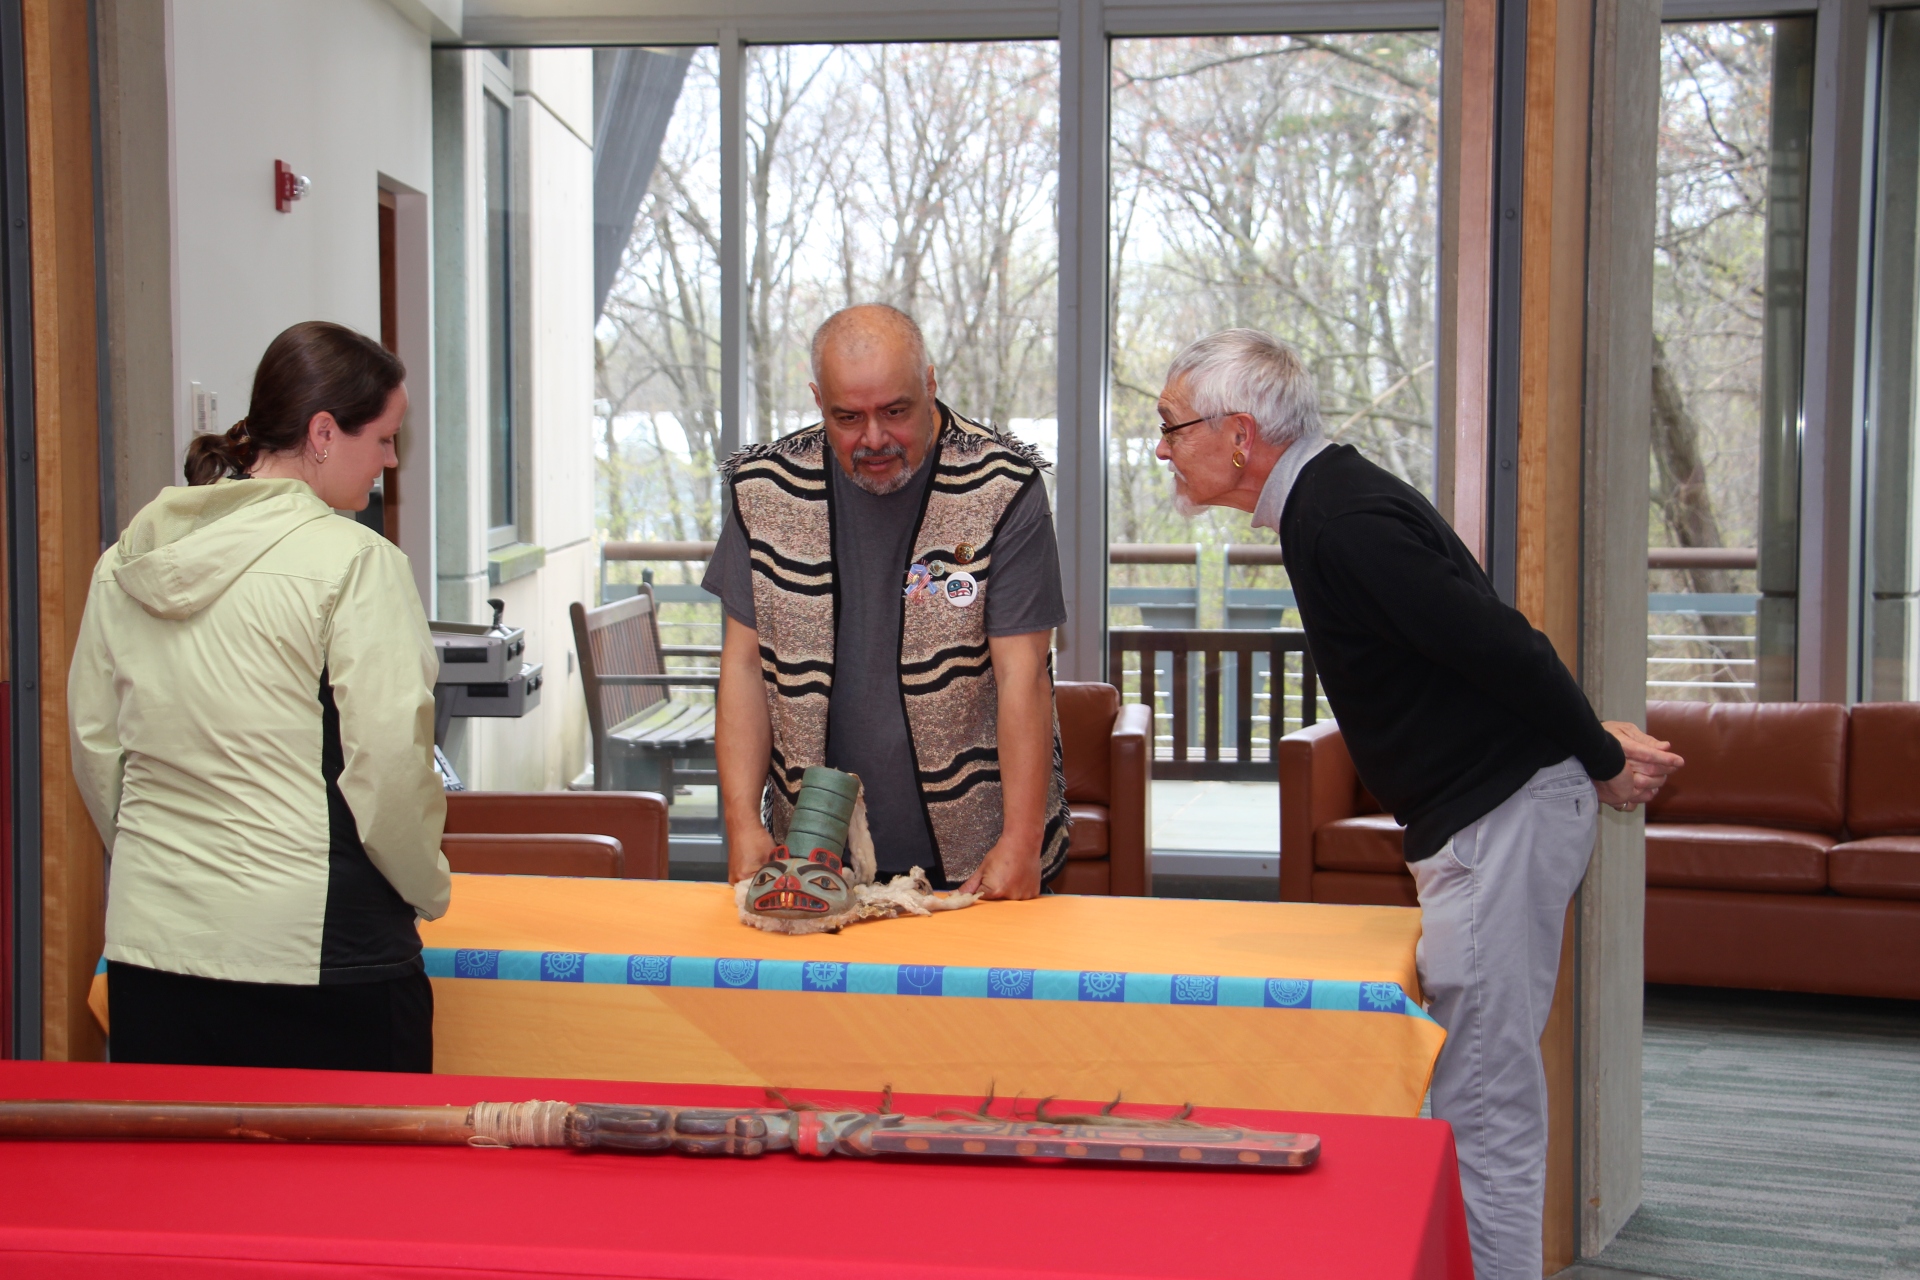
[1106,33,1440,611]
[1650,21,1773,699]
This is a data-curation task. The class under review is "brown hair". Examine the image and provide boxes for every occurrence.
[184,321,405,486]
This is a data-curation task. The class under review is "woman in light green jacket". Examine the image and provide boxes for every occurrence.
[68,321,449,1071]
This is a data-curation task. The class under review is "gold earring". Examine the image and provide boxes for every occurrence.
[1232,449,1246,470]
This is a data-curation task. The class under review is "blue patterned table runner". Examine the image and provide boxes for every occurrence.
[423,948,1432,1022]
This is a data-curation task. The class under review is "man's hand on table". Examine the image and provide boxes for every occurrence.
[726,824,779,884]
[960,839,1042,900]
[1594,720,1685,812]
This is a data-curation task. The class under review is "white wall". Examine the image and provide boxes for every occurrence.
[169,0,434,512]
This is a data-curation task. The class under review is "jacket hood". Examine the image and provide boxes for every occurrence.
[112,479,336,620]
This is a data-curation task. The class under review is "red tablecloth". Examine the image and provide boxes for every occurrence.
[0,1061,1471,1279]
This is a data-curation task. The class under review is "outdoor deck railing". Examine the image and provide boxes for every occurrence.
[1108,627,1320,781]
[599,541,1765,710]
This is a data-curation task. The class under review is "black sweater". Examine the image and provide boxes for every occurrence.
[1278,445,1625,862]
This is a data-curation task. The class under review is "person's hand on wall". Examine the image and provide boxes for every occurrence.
[1594,721,1685,812]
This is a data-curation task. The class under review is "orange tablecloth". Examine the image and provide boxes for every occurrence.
[417,877,1441,1117]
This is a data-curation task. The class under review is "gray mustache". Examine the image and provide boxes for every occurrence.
[852,444,908,463]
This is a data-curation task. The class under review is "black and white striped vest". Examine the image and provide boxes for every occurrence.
[722,406,1071,885]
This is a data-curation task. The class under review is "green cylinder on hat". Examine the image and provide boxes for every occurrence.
[786,814,846,843]
[800,767,861,801]
[785,811,848,852]
[792,788,856,824]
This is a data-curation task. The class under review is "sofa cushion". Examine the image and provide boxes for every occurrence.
[1646,888,1920,1000]
[1314,814,1409,875]
[1645,701,1847,833]
[1056,682,1119,805]
[1066,803,1109,860]
[1829,836,1920,901]
[1847,703,1920,836]
[1645,823,1831,893]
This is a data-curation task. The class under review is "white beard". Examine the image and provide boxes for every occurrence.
[849,447,916,495]
[1171,468,1204,518]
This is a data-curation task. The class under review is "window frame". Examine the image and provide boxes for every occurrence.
[478,54,522,551]
[462,0,1891,701]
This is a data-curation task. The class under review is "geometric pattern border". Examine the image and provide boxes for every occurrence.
[422,948,1434,1023]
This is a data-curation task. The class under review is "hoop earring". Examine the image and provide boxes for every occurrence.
[1232,449,1246,470]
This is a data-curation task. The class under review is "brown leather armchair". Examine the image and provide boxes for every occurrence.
[443,791,669,879]
[1277,720,1413,906]
[442,833,625,878]
[1050,681,1153,895]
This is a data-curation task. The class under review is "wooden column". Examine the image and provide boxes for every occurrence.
[1442,0,1659,1267]
[1515,1,1594,1267]
[23,0,104,1061]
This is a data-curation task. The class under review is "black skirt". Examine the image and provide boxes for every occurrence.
[107,960,433,1073]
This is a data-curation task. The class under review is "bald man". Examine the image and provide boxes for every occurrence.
[704,305,1071,898]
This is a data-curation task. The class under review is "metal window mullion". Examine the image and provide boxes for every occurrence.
[1797,0,1873,701]
[1058,0,1110,682]
[719,32,746,460]
[1484,0,1527,605]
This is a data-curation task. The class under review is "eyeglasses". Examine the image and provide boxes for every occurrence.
[1157,411,1246,439]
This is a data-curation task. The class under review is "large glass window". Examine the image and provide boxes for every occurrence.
[742,42,1061,469]
[484,87,516,534]
[1862,9,1920,702]
[595,47,719,555]
[1649,18,1813,702]
[1106,32,1440,782]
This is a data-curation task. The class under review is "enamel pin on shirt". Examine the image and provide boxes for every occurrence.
[943,571,978,607]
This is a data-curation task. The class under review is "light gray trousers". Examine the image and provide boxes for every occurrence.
[1409,758,1598,1280]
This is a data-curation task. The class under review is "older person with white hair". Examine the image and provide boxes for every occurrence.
[1154,329,1683,1280]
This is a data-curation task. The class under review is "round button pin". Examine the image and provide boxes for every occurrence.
[943,570,979,608]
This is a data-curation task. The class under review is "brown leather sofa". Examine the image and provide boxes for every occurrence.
[1050,681,1153,895]
[444,791,669,879]
[1279,701,1920,999]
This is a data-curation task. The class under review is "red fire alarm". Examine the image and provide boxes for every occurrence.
[275,160,310,213]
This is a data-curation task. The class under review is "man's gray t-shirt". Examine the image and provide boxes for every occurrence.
[703,440,1066,880]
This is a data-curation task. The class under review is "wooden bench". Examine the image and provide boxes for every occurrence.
[569,587,718,828]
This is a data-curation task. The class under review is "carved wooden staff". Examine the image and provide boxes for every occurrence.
[0,1099,1319,1169]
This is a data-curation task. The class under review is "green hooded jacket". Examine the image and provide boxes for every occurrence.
[69,478,449,986]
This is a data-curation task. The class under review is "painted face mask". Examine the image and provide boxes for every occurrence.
[737,766,979,934]
[747,848,853,920]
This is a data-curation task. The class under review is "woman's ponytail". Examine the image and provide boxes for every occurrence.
[180,322,404,486]
[182,419,259,487]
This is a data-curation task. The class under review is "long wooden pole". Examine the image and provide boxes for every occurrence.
[0,1098,1320,1168]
